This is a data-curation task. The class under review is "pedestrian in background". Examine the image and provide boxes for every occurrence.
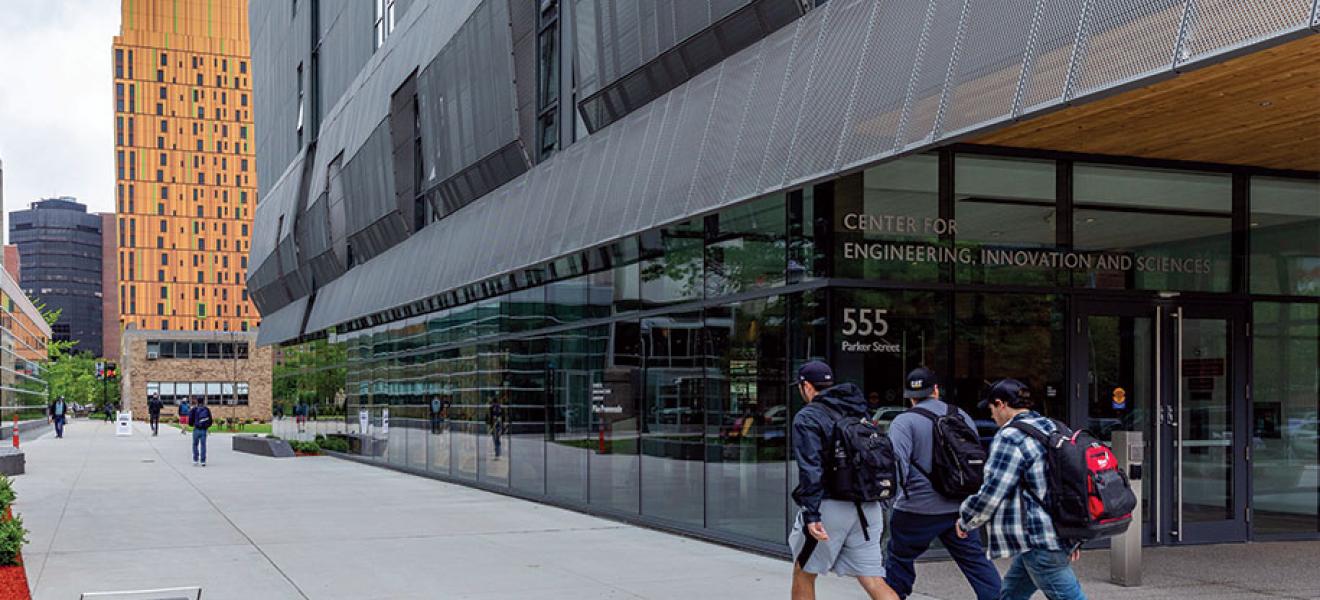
[189,397,214,466]
[148,393,164,436]
[488,396,506,459]
[103,402,114,422]
[884,368,1000,600]
[178,397,191,434]
[49,395,68,439]
[957,379,1087,600]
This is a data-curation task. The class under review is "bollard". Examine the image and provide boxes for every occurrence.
[11,414,18,448]
[1111,430,1143,586]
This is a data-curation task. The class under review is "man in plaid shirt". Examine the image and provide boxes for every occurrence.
[954,379,1087,600]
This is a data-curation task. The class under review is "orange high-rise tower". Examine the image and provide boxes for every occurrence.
[112,0,256,333]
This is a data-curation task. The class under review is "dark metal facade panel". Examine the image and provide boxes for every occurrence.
[255,294,308,346]
[276,0,1318,342]
[417,0,521,190]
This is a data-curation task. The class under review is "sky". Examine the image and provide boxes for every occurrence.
[0,1,122,242]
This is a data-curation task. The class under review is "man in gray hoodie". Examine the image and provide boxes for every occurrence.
[883,368,1001,600]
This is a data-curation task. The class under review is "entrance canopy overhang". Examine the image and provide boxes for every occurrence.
[968,33,1320,172]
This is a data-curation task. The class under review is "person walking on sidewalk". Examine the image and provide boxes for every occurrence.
[148,393,164,436]
[103,401,114,422]
[884,368,1001,600]
[488,396,506,459]
[178,398,191,434]
[189,397,214,466]
[788,360,899,600]
[956,379,1087,600]
[48,396,68,439]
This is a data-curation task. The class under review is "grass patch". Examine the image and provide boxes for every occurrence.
[168,422,272,434]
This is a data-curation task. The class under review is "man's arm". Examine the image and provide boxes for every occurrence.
[790,410,827,524]
[958,433,1025,531]
[888,415,914,493]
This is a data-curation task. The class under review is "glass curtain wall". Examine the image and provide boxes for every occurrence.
[321,150,1319,548]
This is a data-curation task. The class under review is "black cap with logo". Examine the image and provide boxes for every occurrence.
[795,361,835,387]
[978,378,1033,410]
[904,367,938,399]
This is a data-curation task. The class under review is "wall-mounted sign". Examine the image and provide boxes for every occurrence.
[381,409,390,435]
[1112,387,1127,410]
[359,410,369,434]
[838,307,901,354]
[841,212,1213,275]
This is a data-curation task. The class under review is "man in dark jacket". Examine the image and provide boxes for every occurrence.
[189,397,213,466]
[147,393,164,436]
[789,360,898,600]
[49,396,69,439]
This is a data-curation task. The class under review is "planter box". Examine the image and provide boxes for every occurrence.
[0,448,23,476]
[232,436,294,458]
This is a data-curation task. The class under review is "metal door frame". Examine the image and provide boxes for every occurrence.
[1070,297,1250,546]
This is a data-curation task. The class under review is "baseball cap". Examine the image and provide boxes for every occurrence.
[795,361,834,387]
[978,378,1033,410]
[904,367,938,399]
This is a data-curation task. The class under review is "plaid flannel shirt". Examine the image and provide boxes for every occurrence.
[957,411,1065,559]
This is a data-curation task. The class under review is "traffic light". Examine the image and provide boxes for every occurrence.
[96,361,105,380]
[104,363,118,380]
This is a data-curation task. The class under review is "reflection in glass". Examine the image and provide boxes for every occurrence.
[954,155,1060,286]
[705,299,788,542]
[1250,177,1320,296]
[640,220,703,309]
[705,194,786,298]
[1074,165,1231,292]
[831,289,947,418]
[953,294,1066,420]
[589,321,641,514]
[1083,313,1154,531]
[509,338,547,495]
[833,155,942,282]
[546,327,602,502]
[479,343,510,486]
[1252,302,1319,534]
[640,312,706,526]
[1180,318,1233,524]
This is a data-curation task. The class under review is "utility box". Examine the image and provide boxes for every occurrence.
[1111,430,1143,587]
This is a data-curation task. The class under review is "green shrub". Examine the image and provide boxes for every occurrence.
[0,515,27,566]
[0,476,14,513]
[289,440,321,454]
[319,436,349,453]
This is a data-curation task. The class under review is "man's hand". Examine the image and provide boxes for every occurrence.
[807,521,829,541]
[954,521,969,539]
[1070,548,1081,562]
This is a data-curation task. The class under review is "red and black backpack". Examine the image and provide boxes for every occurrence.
[1009,419,1137,542]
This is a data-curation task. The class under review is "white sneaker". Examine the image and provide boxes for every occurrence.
[193,461,199,466]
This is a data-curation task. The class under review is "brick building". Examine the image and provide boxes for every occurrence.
[119,328,271,422]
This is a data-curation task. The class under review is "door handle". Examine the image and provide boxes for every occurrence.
[1174,306,1184,542]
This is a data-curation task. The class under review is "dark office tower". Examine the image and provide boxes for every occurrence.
[9,197,105,356]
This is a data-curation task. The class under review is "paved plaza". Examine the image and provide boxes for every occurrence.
[10,419,1320,599]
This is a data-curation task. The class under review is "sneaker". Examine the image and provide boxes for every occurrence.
[200,462,206,467]
[193,461,199,466]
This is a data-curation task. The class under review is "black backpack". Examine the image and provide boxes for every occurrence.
[821,406,897,504]
[1009,419,1138,542]
[908,404,987,500]
[194,407,213,429]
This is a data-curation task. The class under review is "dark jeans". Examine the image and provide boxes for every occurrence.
[1000,549,1086,600]
[192,428,208,463]
[53,415,66,438]
[884,510,1002,600]
[150,414,160,435]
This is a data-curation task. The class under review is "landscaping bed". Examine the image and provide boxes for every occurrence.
[0,475,30,599]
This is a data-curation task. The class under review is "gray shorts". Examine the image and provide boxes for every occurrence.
[789,499,886,577]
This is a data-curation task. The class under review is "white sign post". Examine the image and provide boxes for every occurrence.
[381,409,389,435]
[115,412,133,436]
[359,410,369,435]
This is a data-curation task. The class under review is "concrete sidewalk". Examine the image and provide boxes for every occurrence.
[11,419,1320,599]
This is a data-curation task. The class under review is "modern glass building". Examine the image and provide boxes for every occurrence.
[249,0,1320,554]
[0,265,50,420]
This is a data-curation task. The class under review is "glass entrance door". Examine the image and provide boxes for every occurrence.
[1074,299,1249,545]
[1172,303,1249,543]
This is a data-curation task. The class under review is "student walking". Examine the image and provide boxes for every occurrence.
[884,368,1001,600]
[788,360,899,600]
[178,398,191,434]
[189,397,214,466]
[148,393,164,436]
[49,396,68,439]
[488,397,506,459]
[957,379,1087,600]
